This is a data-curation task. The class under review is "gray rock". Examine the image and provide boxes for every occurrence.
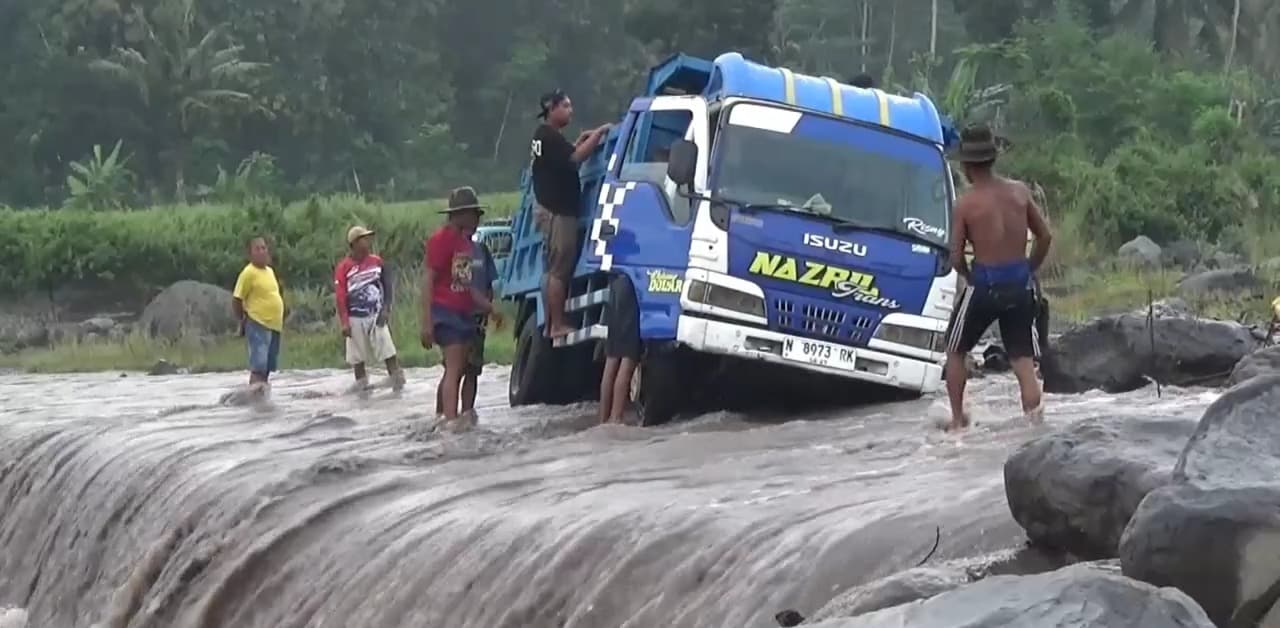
[805,566,973,623]
[138,281,236,340]
[1041,306,1259,394]
[1175,374,1280,489]
[1177,266,1263,300]
[0,316,49,350]
[1119,377,1280,625]
[1259,257,1280,277]
[79,317,116,335]
[1120,484,1280,627]
[1162,240,1202,270]
[1228,346,1280,386]
[147,359,180,376]
[1207,250,1245,270]
[1119,236,1164,269]
[1004,416,1196,559]
[806,563,1214,628]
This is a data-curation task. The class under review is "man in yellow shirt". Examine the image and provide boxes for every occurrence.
[232,236,285,390]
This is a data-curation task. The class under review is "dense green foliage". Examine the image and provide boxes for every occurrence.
[0,193,519,295]
[3,0,1280,292]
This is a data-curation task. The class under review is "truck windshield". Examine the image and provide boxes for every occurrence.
[713,103,951,247]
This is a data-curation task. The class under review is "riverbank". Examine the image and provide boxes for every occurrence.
[0,278,518,374]
[3,265,1270,374]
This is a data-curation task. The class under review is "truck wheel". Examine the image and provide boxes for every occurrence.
[510,312,557,406]
[630,348,686,426]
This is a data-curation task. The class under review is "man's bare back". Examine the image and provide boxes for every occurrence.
[953,176,1045,268]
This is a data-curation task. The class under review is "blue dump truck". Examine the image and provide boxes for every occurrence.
[500,52,961,424]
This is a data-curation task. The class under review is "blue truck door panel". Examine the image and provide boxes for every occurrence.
[580,96,709,341]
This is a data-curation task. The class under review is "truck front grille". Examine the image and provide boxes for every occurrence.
[771,297,876,344]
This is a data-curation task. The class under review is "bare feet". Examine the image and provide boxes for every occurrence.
[1024,401,1045,425]
[945,413,971,432]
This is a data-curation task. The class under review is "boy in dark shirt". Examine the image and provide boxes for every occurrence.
[530,89,610,339]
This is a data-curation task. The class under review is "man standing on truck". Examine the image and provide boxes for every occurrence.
[530,89,611,338]
[944,125,1053,431]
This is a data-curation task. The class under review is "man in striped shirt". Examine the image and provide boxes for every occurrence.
[335,226,405,392]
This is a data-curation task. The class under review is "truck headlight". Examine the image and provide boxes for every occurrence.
[873,323,944,353]
[686,279,766,318]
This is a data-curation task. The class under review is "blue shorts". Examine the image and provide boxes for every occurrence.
[246,319,281,374]
[432,305,475,347]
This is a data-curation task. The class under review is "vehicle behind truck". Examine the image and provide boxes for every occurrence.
[500,52,961,425]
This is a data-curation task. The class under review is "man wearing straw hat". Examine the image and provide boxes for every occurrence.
[420,187,504,427]
[943,124,1053,432]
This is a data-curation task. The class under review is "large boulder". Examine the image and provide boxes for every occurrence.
[1041,301,1259,394]
[1120,376,1280,626]
[803,566,973,623]
[1174,374,1280,489]
[1121,485,1280,628]
[806,563,1214,628]
[1162,240,1203,270]
[1227,345,1280,386]
[1177,267,1263,301]
[1119,236,1164,269]
[1004,416,1197,559]
[138,281,236,340]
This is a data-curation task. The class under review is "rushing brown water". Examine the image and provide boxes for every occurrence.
[0,367,1217,628]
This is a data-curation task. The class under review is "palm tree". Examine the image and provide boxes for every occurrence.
[90,0,267,201]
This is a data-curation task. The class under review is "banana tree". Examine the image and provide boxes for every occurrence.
[89,0,267,201]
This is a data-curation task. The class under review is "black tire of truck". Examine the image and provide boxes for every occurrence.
[509,311,560,406]
[631,347,687,426]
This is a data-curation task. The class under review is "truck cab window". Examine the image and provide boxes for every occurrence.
[618,110,694,224]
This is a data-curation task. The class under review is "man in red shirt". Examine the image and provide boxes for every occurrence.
[335,225,405,393]
[420,187,504,426]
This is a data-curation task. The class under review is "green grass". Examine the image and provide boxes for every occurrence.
[0,271,519,374]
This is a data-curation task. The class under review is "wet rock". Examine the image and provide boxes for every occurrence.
[1041,303,1258,394]
[804,566,973,623]
[1177,266,1263,300]
[138,280,236,340]
[1120,376,1280,625]
[1228,345,1280,386]
[806,563,1214,627]
[1174,374,1280,489]
[1119,236,1163,269]
[147,360,180,376]
[1004,416,1196,559]
[1121,485,1280,627]
[79,317,116,335]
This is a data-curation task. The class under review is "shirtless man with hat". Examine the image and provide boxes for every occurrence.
[944,124,1053,431]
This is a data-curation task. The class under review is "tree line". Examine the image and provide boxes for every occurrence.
[1,0,1278,241]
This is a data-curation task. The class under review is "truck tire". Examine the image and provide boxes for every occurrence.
[631,347,687,426]
[509,312,558,406]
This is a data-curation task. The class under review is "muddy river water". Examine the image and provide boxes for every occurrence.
[0,368,1219,628]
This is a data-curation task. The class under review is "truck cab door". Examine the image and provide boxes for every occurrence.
[583,95,709,340]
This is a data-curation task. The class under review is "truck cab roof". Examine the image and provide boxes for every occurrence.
[643,52,957,149]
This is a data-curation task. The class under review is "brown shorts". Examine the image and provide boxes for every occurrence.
[541,209,578,282]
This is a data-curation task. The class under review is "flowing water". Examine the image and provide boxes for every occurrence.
[0,367,1218,628]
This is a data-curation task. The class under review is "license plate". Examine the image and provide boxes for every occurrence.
[781,337,857,371]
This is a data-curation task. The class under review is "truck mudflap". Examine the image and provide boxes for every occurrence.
[675,315,943,394]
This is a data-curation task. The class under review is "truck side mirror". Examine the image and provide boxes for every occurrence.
[666,139,698,188]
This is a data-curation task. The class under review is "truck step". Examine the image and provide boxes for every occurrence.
[565,289,610,313]
[553,324,608,348]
